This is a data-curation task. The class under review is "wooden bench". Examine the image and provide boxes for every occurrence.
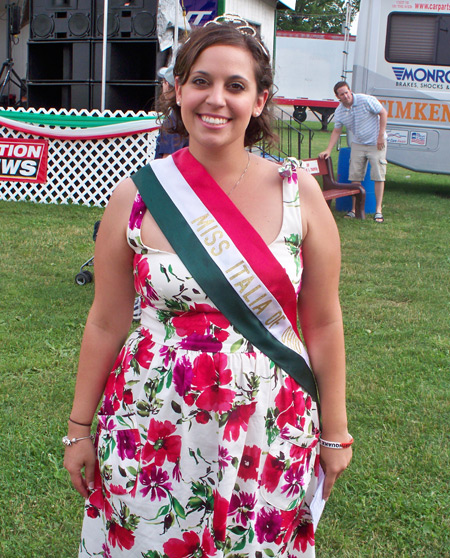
[301,157,366,219]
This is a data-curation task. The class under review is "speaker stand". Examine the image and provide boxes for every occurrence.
[0,1,26,107]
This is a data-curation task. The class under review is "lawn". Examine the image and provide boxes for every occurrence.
[1,124,449,557]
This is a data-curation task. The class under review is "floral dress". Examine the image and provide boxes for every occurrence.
[79,170,321,558]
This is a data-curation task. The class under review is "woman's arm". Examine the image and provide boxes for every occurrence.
[297,169,352,500]
[64,178,138,498]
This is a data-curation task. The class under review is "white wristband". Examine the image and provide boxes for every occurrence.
[319,435,353,449]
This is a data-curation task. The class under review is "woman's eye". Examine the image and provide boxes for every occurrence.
[229,82,245,91]
[192,77,208,86]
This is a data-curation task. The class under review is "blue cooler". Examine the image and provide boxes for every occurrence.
[335,147,376,214]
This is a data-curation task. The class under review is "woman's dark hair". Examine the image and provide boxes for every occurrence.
[158,23,277,148]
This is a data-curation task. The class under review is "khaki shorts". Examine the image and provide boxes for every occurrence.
[349,143,387,182]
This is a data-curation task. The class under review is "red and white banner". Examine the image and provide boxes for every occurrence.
[0,138,48,183]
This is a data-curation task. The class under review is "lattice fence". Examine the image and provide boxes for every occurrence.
[0,108,159,207]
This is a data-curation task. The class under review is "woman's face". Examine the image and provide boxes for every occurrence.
[175,44,268,152]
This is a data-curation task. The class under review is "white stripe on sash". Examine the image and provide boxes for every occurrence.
[151,157,310,365]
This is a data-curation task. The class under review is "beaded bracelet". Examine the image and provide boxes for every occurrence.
[319,436,354,449]
[62,435,94,447]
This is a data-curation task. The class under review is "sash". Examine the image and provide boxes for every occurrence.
[132,148,318,402]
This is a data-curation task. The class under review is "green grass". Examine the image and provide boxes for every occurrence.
[1,127,450,557]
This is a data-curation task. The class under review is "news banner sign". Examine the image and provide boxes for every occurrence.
[0,138,48,183]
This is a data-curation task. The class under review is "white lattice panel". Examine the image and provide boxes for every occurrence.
[0,108,159,207]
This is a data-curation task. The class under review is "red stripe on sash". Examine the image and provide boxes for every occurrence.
[172,148,300,335]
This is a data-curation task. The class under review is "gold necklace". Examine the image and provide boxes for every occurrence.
[227,151,250,196]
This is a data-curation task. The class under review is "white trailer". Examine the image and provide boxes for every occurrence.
[353,0,450,174]
[274,31,356,129]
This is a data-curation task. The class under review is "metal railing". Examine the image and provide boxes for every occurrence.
[255,104,315,162]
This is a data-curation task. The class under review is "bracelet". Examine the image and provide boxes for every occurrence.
[62,435,94,447]
[319,435,354,449]
[68,417,92,427]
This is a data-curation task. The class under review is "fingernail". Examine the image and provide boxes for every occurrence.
[88,482,94,491]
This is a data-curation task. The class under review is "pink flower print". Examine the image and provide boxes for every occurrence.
[237,444,261,481]
[108,484,128,496]
[139,464,172,500]
[103,346,133,412]
[160,345,176,367]
[292,520,315,552]
[163,528,217,558]
[133,254,158,302]
[172,460,182,481]
[142,419,181,466]
[274,376,306,430]
[255,507,282,544]
[195,410,211,424]
[179,332,222,352]
[213,491,229,543]
[172,313,208,337]
[108,521,135,551]
[228,491,257,526]
[116,429,140,460]
[129,193,146,230]
[218,446,232,471]
[261,454,284,493]
[192,353,234,413]
[281,463,305,499]
[133,254,149,293]
[223,402,256,442]
[134,329,155,368]
[173,355,193,397]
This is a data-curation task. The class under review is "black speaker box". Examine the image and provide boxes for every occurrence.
[9,5,22,35]
[94,0,157,39]
[90,82,157,111]
[30,0,92,39]
[91,40,157,81]
[28,41,91,81]
[27,82,91,110]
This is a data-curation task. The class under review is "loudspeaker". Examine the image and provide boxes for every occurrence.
[91,82,157,111]
[28,41,91,81]
[27,82,91,110]
[9,5,22,35]
[92,40,157,81]
[30,0,92,39]
[94,0,157,39]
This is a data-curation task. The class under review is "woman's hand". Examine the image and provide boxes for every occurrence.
[63,437,96,499]
[320,445,353,500]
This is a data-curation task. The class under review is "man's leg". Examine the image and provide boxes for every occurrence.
[368,144,387,221]
[375,181,385,214]
[348,144,367,215]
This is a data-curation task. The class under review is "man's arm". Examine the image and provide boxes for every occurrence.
[319,126,342,159]
[377,107,388,150]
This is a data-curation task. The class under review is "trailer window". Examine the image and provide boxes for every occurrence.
[386,13,450,66]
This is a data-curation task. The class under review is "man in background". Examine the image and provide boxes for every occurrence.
[319,81,388,222]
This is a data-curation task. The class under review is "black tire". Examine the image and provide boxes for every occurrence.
[75,272,87,286]
[83,270,93,283]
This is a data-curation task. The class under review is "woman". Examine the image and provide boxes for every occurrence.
[64,15,352,557]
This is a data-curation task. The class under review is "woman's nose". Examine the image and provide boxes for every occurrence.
[206,84,226,107]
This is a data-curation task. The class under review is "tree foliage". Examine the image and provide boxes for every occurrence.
[277,0,360,34]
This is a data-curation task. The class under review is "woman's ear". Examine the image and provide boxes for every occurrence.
[175,76,182,106]
[253,89,269,117]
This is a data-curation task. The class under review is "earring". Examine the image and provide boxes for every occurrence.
[177,100,181,106]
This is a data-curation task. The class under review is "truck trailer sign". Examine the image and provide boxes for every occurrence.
[0,138,48,183]
[393,66,450,88]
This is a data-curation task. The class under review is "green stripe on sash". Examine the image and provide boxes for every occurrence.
[132,165,318,402]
